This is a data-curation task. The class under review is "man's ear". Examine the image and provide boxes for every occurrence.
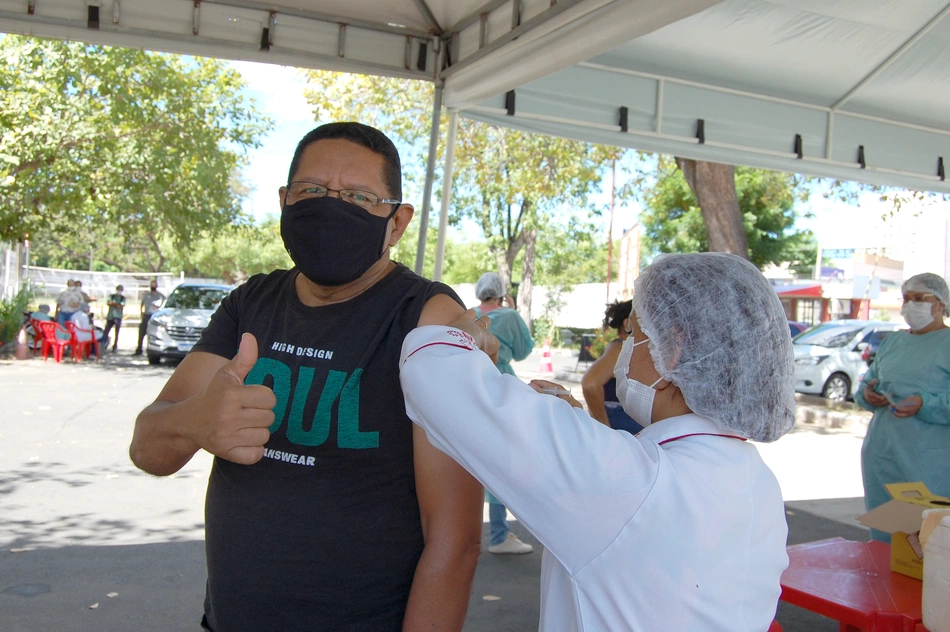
[278,186,287,209]
[388,203,415,246]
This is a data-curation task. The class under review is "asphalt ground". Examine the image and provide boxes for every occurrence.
[1,333,873,631]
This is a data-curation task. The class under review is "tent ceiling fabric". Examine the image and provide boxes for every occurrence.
[465,0,950,193]
[2,0,950,193]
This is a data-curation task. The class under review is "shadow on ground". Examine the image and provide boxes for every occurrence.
[1,540,206,632]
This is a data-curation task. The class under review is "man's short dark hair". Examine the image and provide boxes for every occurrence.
[287,122,402,201]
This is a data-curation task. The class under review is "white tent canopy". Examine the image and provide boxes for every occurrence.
[3,0,950,273]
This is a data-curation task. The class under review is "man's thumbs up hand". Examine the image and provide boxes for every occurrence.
[222,331,261,384]
[194,333,277,465]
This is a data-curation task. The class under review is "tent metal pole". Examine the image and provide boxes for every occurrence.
[433,110,459,282]
[414,85,443,275]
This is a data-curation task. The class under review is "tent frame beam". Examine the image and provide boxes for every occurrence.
[204,0,433,38]
[441,0,594,80]
[411,0,443,34]
[578,60,950,137]
[832,0,950,111]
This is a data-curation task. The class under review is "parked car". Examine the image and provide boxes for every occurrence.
[793,320,904,402]
[145,283,232,364]
[860,329,895,365]
[788,320,808,337]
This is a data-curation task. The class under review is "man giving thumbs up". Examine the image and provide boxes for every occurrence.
[129,122,483,632]
[131,333,275,474]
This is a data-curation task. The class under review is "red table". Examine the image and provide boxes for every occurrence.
[780,537,930,632]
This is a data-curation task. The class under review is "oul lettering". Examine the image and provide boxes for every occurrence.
[245,358,378,449]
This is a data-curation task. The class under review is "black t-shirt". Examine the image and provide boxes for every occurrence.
[192,264,462,632]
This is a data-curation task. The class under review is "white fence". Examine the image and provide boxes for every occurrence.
[1,245,224,320]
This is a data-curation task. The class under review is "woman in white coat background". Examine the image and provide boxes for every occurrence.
[399,252,795,632]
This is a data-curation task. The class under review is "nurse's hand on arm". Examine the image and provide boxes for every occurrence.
[448,308,500,364]
[129,333,277,476]
[529,379,584,409]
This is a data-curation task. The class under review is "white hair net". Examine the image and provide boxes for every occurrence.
[475,272,505,301]
[902,272,950,316]
[631,253,795,442]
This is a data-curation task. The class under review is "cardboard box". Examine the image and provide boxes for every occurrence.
[857,482,950,580]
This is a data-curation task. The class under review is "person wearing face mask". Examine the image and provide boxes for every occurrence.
[855,272,950,543]
[581,299,644,434]
[129,123,483,632]
[399,252,794,631]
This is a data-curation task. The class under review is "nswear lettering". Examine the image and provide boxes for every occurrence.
[245,358,378,450]
[263,449,316,466]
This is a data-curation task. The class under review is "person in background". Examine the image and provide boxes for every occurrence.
[855,272,950,542]
[581,299,643,435]
[134,280,165,356]
[75,279,96,305]
[30,304,53,322]
[27,303,62,346]
[101,285,126,352]
[129,122,482,631]
[70,303,98,358]
[55,280,84,327]
[473,271,536,555]
[29,304,69,342]
[401,252,794,630]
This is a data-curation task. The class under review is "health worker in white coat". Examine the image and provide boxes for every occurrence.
[399,252,794,632]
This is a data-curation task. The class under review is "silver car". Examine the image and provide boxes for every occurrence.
[145,283,232,364]
[793,319,904,402]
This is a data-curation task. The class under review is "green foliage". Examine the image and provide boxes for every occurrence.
[0,284,34,345]
[638,156,816,270]
[532,220,615,286]
[164,215,292,283]
[0,35,272,270]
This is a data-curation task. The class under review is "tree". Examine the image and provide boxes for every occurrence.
[675,159,749,257]
[0,35,272,269]
[164,216,293,283]
[301,70,622,324]
[638,156,816,270]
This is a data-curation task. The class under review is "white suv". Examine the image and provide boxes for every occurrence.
[793,320,904,402]
[145,283,232,364]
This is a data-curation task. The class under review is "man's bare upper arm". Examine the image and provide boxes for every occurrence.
[418,292,465,327]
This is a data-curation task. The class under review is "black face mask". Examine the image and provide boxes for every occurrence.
[280,196,398,287]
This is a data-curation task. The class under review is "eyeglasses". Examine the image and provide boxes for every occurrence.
[902,293,938,305]
[286,181,400,211]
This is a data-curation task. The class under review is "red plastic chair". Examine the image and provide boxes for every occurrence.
[33,320,73,363]
[66,321,100,362]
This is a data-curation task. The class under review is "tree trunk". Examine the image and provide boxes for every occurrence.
[675,158,749,258]
[518,227,537,328]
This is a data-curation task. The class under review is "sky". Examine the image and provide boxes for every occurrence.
[230,61,316,222]
[229,60,911,249]
[230,60,641,241]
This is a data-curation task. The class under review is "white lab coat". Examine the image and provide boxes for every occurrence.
[400,326,788,632]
